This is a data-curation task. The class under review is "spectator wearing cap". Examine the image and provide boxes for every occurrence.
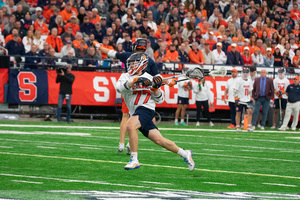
[252,47,264,67]
[65,15,80,36]
[178,43,189,64]
[203,42,215,64]
[5,33,25,56]
[122,34,132,52]
[21,12,34,32]
[44,4,57,24]
[46,28,64,53]
[165,43,180,63]
[226,43,244,65]
[34,14,49,35]
[279,76,300,131]
[242,38,254,55]
[213,42,227,64]
[59,40,76,58]
[154,42,168,62]
[188,42,204,64]
[264,48,274,67]
[13,4,25,21]
[227,37,243,53]
[80,16,95,39]
[205,31,217,51]
[241,46,252,66]
[273,45,283,67]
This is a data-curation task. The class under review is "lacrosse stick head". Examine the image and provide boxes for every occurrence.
[185,67,205,80]
[209,66,227,77]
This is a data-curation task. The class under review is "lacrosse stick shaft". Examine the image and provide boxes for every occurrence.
[279,98,282,124]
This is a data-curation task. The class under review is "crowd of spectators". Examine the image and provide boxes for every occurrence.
[0,0,300,70]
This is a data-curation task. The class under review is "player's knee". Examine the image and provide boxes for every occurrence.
[152,138,164,146]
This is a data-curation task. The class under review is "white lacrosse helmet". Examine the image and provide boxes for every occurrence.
[127,53,148,76]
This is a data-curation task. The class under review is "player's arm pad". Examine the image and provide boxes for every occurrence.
[107,50,117,58]
[151,89,164,104]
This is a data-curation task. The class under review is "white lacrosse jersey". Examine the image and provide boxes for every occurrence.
[116,72,164,116]
[192,80,212,102]
[177,76,191,98]
[226,77,238,103]
[233,77,253,102]
[273,77,290,99]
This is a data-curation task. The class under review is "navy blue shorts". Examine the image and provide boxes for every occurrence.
[235,103,249,112]
[274,99,287,109]
[178,96,189,105]
[133,106,157,138]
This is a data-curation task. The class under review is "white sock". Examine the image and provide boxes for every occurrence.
[175,119,178,122]
[180,119,184,123]
[131,152,138,161]
[177,148,188,158]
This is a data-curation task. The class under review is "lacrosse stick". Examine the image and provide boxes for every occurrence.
[209,66,227,77]
[279,98,282,126]
[162,67,205,82]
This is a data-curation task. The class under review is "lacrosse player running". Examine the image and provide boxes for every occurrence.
[233,67,253,131]
[271,68,290,129]
[116,53,195,171]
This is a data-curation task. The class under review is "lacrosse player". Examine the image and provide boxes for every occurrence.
[95,39,167,154]
[175,75,193,126]
[116,53,195,171]
[233,67,253,131]
[271,68,290,129]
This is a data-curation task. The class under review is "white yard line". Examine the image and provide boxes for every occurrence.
[80,147,102,150]
[0,146,13,148]
[37,146,57,149]
[1,138,299,163]
[0,130,90,136]
[12,180,43,184]
[203,182,236,186]
[1,152,300,180]
[140,181,173,185]
[262,183,297,187]
[202,149,225,152]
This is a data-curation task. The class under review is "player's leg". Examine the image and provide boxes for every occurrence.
[57,94,64,123]
[272,99,279,129]
[195,101,201,126]
[180,104,187,125]
[175,104,182,125]
[228,102,236,128]
[235,111,241,131]
[124,115,141,170]
[148,128,195,171]
[118,112,129,152]
[290,102,300,130]
[279,103,292,130]
[247,108,253,131]
[66,94,72,123]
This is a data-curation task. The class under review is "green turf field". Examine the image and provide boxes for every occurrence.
[0,121,299,199]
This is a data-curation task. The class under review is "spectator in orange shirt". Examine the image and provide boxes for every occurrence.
[165,44,180,62]
[160,31,172,46]
[73,32,88,50]
[256,39,266,55]
[154,42,168,62]
[155,22,171,40]
[227,37,243,53]
[34,15,49,35]
[44,4,56,24]
[100,37,114,60]
[218,14,227,28]
[291,3,300,21]
[60,3,74,24]
[205,31,217,51]
[46,27,64,53]
[91,8,101,24]
[188,42,204,64]
[65,15,80,36]
[5,28,21,44]
[292,49,300,68]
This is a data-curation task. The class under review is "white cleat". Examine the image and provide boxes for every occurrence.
[278,127,286,131]
[260,126,265,130]
[196,122,200,127]
[183,150,195,171]
[257,124,261,128]
[117,143,124,153]
[247,127,253,132]
[126,143,131,155]
[236,127,241,131]
[291,128,296,131]
[271,125,276,129]
[209,121,214,127]
[124,158,140,170]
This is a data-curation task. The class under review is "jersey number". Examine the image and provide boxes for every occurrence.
[278,85,285,91]
[133,90,151,105]
[245,88,249,96]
